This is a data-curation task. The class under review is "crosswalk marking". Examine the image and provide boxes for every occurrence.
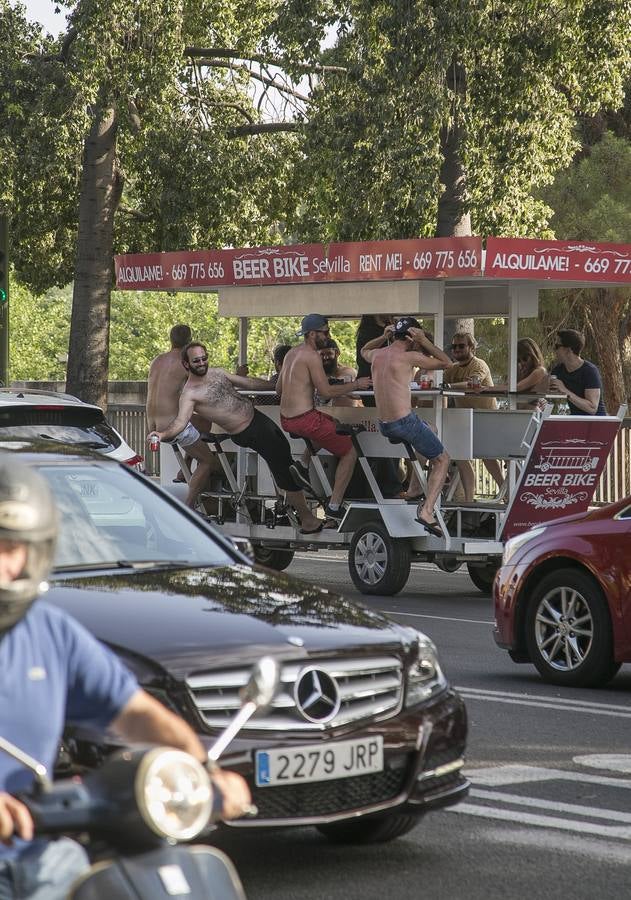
[448,764,631,841]
[471,788,631,823]
[458,687,631,719]
[447,803,631,840]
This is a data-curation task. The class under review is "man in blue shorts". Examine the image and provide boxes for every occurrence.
[361,317,452,536]
[0,460,250,899]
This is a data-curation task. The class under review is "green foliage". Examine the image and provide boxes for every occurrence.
[274,0,631,242]
[9,279,71,380]
[543,131,631,243]
[0,0,300,295]
[9,273,364,381]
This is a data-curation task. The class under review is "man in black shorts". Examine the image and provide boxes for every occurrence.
[149,342,324,534]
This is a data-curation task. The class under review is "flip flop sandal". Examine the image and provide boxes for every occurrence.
[414,517,443,538]
[299,521,325,535]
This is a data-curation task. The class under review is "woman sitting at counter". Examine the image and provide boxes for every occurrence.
[479,338,549,409]
[482,338,549,397]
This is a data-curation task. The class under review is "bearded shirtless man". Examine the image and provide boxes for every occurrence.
[149,342,323,534]
[361,317,451,536]
[277,314,371,520]
[146,324,218,509]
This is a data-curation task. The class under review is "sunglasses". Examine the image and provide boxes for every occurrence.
[190,354,208,364]
[316,329,330,336]
[451,343,468,350]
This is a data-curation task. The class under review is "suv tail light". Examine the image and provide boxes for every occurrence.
[125,454,145,473]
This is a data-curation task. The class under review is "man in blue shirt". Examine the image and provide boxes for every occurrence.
[550,329,607,416]
[0,460,249,899]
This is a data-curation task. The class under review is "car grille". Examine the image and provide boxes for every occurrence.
[186,655,403,732]
[250,756,411,819]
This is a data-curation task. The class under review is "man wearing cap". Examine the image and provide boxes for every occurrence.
[277,315,371,521]
[361,317,451,536]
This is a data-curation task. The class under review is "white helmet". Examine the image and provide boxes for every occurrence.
[0,458,58,631]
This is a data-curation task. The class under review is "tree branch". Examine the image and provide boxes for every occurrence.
[229,122,301,136]
[192,59,310,101]
[117,206,152,222]
[26,27,78,63]
[207,100,255,123]
[185,47,346,74]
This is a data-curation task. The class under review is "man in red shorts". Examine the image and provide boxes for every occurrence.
[277,314,371,520]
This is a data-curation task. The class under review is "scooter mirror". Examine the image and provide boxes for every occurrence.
[0,736,51,789]
[208,658,281,765]
[239,656,279,710]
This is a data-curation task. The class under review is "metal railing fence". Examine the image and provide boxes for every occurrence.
[110,405,631,503]
[109,405,158,477]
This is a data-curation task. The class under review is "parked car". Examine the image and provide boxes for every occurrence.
[494,498,631,687]
[0,388,143,470]
[8,439,468,843]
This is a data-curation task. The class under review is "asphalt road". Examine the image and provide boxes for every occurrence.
[213,553,631,900]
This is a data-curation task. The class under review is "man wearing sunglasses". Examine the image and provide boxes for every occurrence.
[146,324,220,510]
[549,329,606,415]
[442,332,504,502]
[149,342,325,534]
[278,314,372,521]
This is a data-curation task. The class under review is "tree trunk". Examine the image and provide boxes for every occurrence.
[619,305,631,403]
[579,288,629,415]
[66,106,122,409]
[436,57,472,345]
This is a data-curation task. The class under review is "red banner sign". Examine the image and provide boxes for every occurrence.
[486,237,631,283]
[115,237,482,290]
[501,418,620,540]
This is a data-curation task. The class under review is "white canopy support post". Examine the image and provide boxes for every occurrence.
[507,285,519,400]
[506,284,520,499]
[236,316,249,521]
[238,317,248,368]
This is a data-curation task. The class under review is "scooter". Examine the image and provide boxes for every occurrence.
[0,656,279,899]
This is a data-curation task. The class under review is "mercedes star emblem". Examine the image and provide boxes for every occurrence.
[295,668,340,723]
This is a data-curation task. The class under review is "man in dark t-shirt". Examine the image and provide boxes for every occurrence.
[550,329,606,416]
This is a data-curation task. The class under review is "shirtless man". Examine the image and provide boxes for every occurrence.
[361,316,451,536]
[149,342,324,535]
[146,324,218,509]
[277,314,371,520]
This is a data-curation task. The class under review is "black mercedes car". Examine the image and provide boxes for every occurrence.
[8,441,468,844]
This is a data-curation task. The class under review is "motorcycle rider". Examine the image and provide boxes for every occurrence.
[0,459,250,899]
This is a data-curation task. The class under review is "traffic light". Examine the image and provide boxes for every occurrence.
[0,215,7,305]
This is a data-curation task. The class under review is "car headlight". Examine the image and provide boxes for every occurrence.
[135,748,212,841]
[502,526,546,566]
[405,634,447,707]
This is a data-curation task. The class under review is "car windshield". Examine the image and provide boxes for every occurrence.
[0,407,121,451]
[34,462,234,570]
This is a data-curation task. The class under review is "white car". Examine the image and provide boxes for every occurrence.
[0,389,144,471]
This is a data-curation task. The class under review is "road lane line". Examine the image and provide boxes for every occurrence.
[466,764,631,789]
[380,611,493,625]
[455,686,631,712]
[470,788,631,823]
[457,692,631,718]
[446,804,631,840]
[294,554,467,573]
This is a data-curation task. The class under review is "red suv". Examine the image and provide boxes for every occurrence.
[494,498,631,687]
